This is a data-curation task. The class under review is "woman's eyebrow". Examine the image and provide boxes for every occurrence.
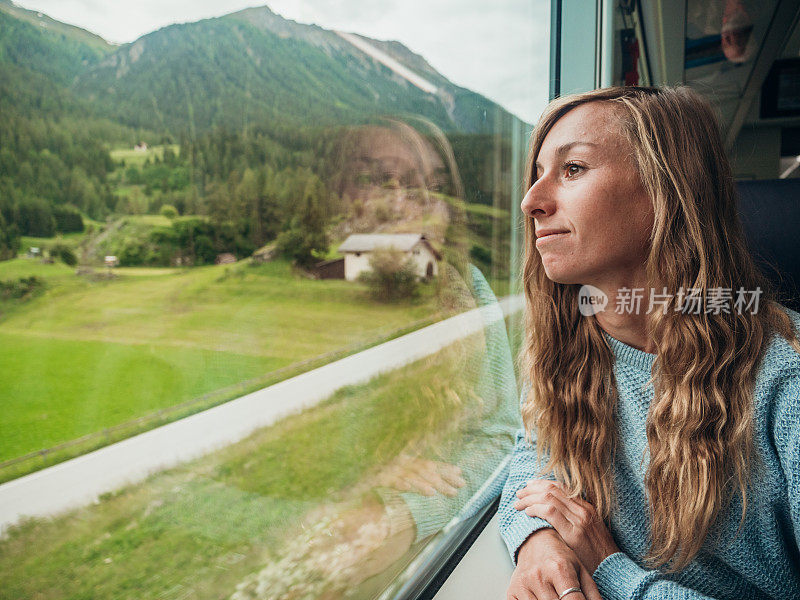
[535,141,599,170]
[554,141,598,154]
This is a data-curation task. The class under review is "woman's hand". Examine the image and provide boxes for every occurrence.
[375,455,466,497]
[508,528,602,600]
[514,479,620,574]
[243,495,416,598]
[323,495,416,583]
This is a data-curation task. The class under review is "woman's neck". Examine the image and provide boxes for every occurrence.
[595,310,656,354]
[588,276,657,354]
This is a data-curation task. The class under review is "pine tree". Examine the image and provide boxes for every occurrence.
[0,211,20,261]
[276,175,329,268]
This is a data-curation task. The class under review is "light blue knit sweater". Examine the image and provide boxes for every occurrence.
[498,306,800,600]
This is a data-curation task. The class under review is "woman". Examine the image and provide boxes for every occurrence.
[498,85,800,600]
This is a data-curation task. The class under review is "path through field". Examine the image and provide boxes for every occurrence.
[0,295,522,532]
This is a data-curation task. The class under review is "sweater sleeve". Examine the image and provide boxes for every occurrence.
[497,380,557,564]
[396,265,520,541]
[592,553,721,600]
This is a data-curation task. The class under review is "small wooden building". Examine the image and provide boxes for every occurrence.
[312,257,346,279]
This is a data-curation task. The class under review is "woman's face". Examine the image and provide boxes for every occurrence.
[520,101,654,288]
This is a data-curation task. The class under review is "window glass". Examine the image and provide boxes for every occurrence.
[0,1,547,597]
[685,0,777,128]
[556,0,600,96]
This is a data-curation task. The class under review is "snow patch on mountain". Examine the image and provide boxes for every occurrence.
[334,30,438,95]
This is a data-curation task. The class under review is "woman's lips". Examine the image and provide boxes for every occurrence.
[535,232,569,245]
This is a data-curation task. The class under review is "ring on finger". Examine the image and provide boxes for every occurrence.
[558,587,582,599]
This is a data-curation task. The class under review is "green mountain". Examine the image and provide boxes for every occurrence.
[0,4,138,238]
[73,5,507,136]
[0,0,112,83]
[0,2,513,136]
[0,2,520,260]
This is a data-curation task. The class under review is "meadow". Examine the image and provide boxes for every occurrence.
[110,145,181,169]
[0,255,445,470]
[0,336,511,600]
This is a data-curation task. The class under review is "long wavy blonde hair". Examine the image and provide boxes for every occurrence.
[520,86,800,571]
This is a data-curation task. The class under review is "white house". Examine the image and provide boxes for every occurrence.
[338,233,441,282]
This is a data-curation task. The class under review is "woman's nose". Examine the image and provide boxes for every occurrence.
[520,180,553,218]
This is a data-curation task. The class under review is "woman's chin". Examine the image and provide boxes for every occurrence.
[542,265,583,285]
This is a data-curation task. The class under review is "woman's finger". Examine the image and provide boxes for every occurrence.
[513,493,537,510]
[515,479,544,498]
[398,471,437,496]
[549,567,587,600]
[433,462,466,488]
[516,478,559,499]
[528,579,556,600]
[578,566,603,600]
[514,486,579,524]
[376,471,412,492]
[409,462,459,496]
[537,485,588,527]
[519,501,574,535]
[516,485,533,499]
[508,570,539,600]
[517,481,590,528]
[425,475,459,496]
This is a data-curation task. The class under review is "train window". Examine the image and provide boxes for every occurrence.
[0,0,546,598]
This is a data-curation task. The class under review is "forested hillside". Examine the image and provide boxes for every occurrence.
[0,6,144,251]
[74,6,503,136]
[0,2,525,270]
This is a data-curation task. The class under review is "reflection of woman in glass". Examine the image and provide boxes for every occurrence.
[686,0,755,65]
[499,86,800,600]
[231,119,522,599]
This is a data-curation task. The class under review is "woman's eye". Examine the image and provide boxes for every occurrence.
[564,163,582,178]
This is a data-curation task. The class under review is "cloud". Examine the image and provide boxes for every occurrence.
[13,0,259,42]
[267,0,551,121]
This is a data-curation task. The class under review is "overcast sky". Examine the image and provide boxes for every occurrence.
[12,0,550,123]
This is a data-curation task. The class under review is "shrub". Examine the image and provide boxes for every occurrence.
[118,239,147,266]
[53,206,84,233]
[469,244,491,265]
[373,199,392,223]
[49,242,77,266]
[275,180,329,268]
[358,248,420,302]
[0,276,44,301]
[159,204,178,219]
[275,226,327,268]
[17,199,55,237]
[0,212,20,261]
[125,166,142,185]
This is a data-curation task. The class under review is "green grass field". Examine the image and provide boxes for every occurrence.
[0,257,444,464]
[0,340,495,600]
[20,233,86,253]
[0,334,276,460]
[110,144,180,168]
[0,257,75,281]
[118,214,172,227]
